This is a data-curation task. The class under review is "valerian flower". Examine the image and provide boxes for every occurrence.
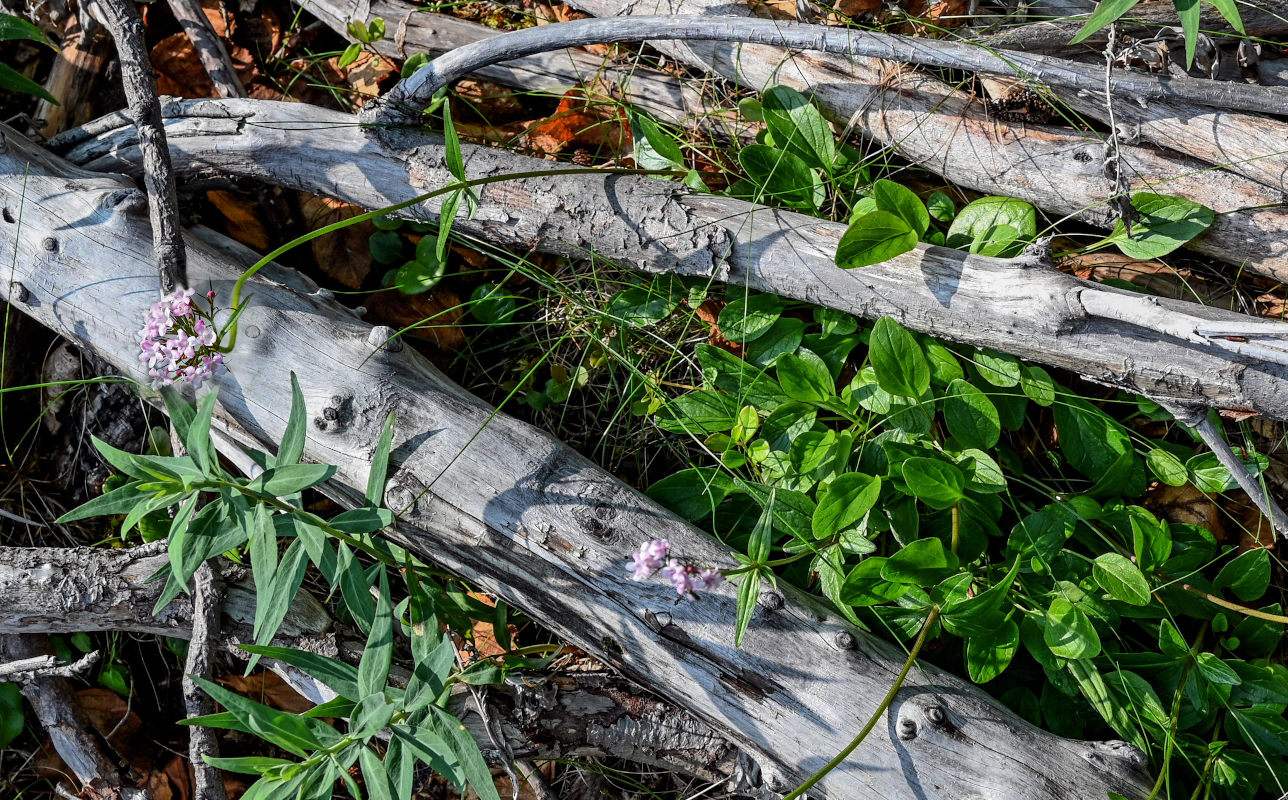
[629,539,724,599]
[139,288,226,389]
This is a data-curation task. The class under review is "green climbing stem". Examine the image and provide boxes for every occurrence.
[217,165,684,352]
[780,604,942,800]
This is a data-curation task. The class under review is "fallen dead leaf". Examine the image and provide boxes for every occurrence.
[1145,482,1227,541]
[691,299,743,356]
[455,79,527,121]
[1061,251,1230,304]
[153,32,215,98]
[835,0,883,15]
[319,51,397,107]
[199,0,230,37]
[363,288,467,350]
[218,671,315,714]
[296,192,375,288]
[206,189,271,251]
[523,88,630,157]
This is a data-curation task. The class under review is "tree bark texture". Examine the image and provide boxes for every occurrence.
[61,99,1288,417]
[0,121,1156,800]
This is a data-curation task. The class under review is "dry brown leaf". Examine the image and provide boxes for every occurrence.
[1061,251,1231,304]
[1145,482,1227,541]
[926,0,971,26]
[296,192,374,288]
[217,671,315,714]
[455,79,526,121]
[523,88,629,156]
[835,0,883,15]
[362,288,467,350]
[206,189,271,251]
[152,32,215,98]
[692,298,743,356]
[199,0,230,37]
[318,51,397,108]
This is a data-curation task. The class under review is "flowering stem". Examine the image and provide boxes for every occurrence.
[219,166,684,353]
[779,605,942,800]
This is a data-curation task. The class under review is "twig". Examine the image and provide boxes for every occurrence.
[90,0,187,293]
[1156,400,1288,540]
[1101,24,1134,237]
[365,15,1288,127]
[164,0,247,98]
[183,562,229,800]
[0,650,99,680]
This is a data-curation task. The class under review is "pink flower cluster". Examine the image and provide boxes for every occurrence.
[630,539,723,599]
[139,288,226,389]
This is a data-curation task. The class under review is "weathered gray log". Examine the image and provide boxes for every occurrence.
[291,0,748,139]
[0,122,1156,799]
[63,99,1288,415]
[0,543,744,785]
[561,0,1288,201]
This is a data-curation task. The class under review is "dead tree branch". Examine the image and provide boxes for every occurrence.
[164,0,247,98]
[0,121,1156,799]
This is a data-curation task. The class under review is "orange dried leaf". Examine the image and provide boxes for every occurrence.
[362,289,467,350]
[206,189,271,251]
[217,671,315,714]
[152,32,215,98]
[297,192,374,288]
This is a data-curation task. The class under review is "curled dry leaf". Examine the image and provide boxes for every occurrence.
[1061,251,1231,305]
[523,87,630,157]
[319,51,398,107]
[218,671,314,714]
[1145,482,1227,542]
[296,192,374,288]
[692,298,743,356]
[152,32,216,98]
[362,288,467,350]
[206,189,271,251]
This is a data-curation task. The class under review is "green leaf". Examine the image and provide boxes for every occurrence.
[276,374,307,468]
[696,344,789,410]
[927,191,955,223]
[329,507,393,534]
[1067,659,1146,750]
[1107,193,1214,259]
[835,211,917,269]
[739,144,818,209]
[369,231,403,263]
[946,197,1036,256]
[841,557,908,606]
[761,85,835,171]
[359,748,396,800]
[0,62,57,104]
[734,568,763,647]
[745,318,805,367]
[191,676,335,757]
[1092,553,1152,606]
[923,339,963,386]
[1053,398,1135,487]
[202,755,295,775]
[1177,0,1200,67]
[966,619,1019,683]
[255,538,309,650]
[425,705,502,800]
[1214,547,1270,602]
[656,390,738,434]
[1195,652,1241,685]
[812,473,882,538]
[0,14,51,43]
[974,351,1021,388]
[1043,597,1101,659]
[943,379,1000,450]
[609,287,678,327]
[871,180,929,238]
[868,317,929,398]
[1205,0,1244,32]
[646,468,734,521]
[469,283,516,325]
[882,538,960,585]
[239,646,360,700]
[358,569,394,698]
[1019,365,1056,406]
[1069,0,1142,44]
[901,458,965,510]
[251,464,336,497]
[0,683,22,748]
[337,42,362,68]
[443,101,465,181]
[777,350,834,403]
[1129,509,1171,573]
[367,411,396,507]
[395,254,446,294]
[718,294,782,343]
[629,111,685,169]
[57,480,151,522]
[1146,448,1188,486]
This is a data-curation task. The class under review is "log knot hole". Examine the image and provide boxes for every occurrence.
[314,393,355,432]
[833,630,857,650]
[897,717,917,740]
[756,588,784,610]
[367,325,404,353]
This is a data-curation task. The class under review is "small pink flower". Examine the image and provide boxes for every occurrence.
[631,539,670,580]
[138,288,226,389]
[631,540,723,600]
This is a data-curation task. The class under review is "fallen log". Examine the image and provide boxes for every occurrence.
[0,120,1157,799]
[563,0,1288,220]
[270,0,1288,279]
[0,544,744,786]
[63,99,1288,416]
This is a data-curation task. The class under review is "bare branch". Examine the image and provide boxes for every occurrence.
[89,0,187,292]
[0,650,99,680]
[183,562,229,800]
[164,0,247,99]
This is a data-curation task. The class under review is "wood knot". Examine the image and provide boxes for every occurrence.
[924,705,950,728]
[40,236,58,252]
[834,631,857,650]
[10,282,28,304]
[897,717,917,740]
[757,588,784,610]
[367,325,404,353]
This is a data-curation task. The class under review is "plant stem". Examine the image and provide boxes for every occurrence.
[218,166,683,352]
[780,605,942,800]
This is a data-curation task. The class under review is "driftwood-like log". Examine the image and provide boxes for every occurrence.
[277,0,1288,279]
[0,122,1157,800]
[291,0,748,139]
[63,99,1288,415]
[33,13,110,138]
[563,0,1288,221]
